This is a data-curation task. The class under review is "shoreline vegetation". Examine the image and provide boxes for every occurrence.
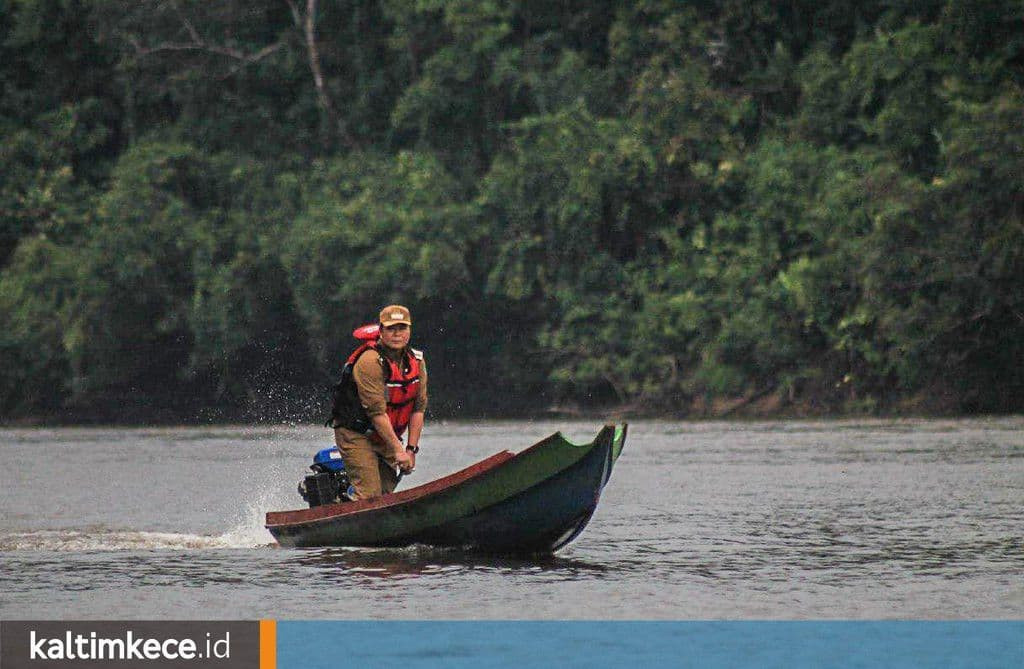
[3,389,1015,428]
[2,2,1022,424]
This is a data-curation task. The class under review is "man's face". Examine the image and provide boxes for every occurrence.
[380,323,411,350]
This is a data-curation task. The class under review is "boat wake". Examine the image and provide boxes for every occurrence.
[0,529,262,551]
[0,468,290,551]
[1,500,276,551]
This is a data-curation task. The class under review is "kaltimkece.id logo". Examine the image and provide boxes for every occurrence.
[1,621,262,668]
[28,629,230,661]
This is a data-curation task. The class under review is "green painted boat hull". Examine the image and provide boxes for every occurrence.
[266,424,627,553]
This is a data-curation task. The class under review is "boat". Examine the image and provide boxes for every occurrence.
[265,424,627,553]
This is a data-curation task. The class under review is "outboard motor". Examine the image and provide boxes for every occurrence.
[297,448,353,507]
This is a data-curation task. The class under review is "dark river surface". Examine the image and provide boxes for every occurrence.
[1,419,1021,619]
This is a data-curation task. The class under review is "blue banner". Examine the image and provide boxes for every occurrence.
[276,621,1022,669]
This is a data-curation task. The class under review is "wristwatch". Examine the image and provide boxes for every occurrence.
[406,444,419,454]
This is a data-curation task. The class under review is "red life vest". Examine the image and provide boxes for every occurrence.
[343,341,422,439]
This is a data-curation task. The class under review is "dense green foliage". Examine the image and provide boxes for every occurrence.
[2,0,1021,421]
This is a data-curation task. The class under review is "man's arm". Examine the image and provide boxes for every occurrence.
[406,411,424,447]
[370,414,413,470]
[352,351,388,417]
[405,411,425,469]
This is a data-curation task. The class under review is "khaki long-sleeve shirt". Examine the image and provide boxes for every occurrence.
[351,347,428,417]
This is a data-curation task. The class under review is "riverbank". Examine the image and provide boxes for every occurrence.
[3,386,1012,428]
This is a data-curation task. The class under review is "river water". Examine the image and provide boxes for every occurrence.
[1,419,1021,619]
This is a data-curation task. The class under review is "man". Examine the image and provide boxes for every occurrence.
[329,304,427,500]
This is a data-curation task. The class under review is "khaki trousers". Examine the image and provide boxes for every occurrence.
[334,427,399,500]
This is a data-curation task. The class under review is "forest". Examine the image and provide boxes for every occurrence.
[1,0,1022,423]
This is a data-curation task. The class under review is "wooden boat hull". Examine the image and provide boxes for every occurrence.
[265,424,626,553]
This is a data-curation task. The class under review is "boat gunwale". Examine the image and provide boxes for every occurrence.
[265,450,514,528]
[265,429,605,530]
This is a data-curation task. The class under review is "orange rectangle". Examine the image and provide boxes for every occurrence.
[259,619,276,669]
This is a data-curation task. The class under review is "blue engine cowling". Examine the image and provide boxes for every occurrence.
[298,447,352,507]
[312,447,346,473]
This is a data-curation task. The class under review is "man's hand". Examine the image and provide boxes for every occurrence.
[394,449,414,473]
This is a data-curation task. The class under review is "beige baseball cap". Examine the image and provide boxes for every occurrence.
[379,304,412,326]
